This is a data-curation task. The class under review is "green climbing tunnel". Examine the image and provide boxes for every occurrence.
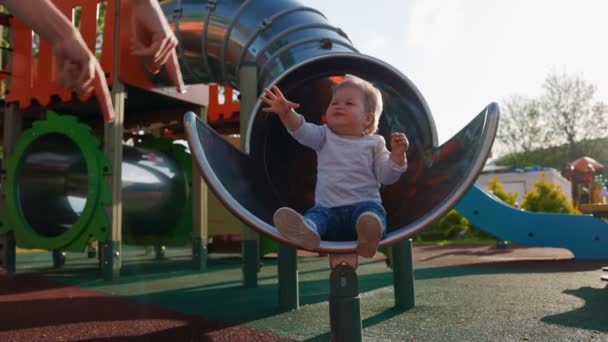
[0,112,193,252]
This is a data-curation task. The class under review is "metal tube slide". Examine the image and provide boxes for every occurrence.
[177,0,501,252]
[185,104,499,253]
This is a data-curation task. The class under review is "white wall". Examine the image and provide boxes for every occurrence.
[477,169,572,205]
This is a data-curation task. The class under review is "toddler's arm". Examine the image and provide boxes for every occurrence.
[261,86,325,150]
[261,86,303,131]
[373,133,409,185]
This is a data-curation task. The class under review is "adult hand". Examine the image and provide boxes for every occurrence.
[260,86,300,116]
[130,0,185,93]
[2,0,115,122]
[53,33,114,123]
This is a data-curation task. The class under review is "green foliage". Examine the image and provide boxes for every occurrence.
[496,72,608,170]
[497,137,608,172]
[417,210,469,241]
[416,210,495,242]
[521,179,578,214]
[485,177,518,206]
[497,95,545,163]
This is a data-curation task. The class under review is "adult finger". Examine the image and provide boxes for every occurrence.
[76,58,96,91]
[152,36,170,63]
[154,37,176,66]
[79,64,95,92]
[164,51,185,93]
[92,63,115,123]
[132,40,161,57]
[58,61,74,88]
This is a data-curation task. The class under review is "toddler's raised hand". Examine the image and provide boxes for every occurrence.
[260,86,300,116]
[390,132,409,165]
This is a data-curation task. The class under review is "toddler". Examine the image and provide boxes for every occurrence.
[260,75,409,257]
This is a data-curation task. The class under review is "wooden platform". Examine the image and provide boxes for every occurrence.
[579,203,608,218]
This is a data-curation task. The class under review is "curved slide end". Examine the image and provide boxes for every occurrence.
[185,103,499,253]
[457,184,608,259]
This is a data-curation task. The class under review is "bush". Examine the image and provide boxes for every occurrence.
[417,210,470,241]
[417,178,520,242]
[485,177,518,206]
[521,179,578,214]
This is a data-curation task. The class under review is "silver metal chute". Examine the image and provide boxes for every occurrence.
[185,104,499,253]
[163,0,357,87]
[163,1,436,148]
[175,0,501,253]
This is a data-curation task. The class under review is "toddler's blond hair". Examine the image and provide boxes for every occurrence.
[332,75,383,134]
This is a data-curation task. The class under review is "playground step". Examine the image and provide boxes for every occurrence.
[601,275,608,282]
[603,266,608,272]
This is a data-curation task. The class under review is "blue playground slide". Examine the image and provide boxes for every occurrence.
[456,184,608,259]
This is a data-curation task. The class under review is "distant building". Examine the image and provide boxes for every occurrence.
[477,164,572,205]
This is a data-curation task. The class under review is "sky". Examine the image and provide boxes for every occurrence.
[302,0,608,151]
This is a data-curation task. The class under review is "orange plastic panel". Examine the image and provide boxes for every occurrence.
[207,84,241,123]
[6,0,114,108]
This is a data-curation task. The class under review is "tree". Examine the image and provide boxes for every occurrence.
[541,71,608,160]
[521,178,578,214]
[496,95,545,166]
[485,177,518,206]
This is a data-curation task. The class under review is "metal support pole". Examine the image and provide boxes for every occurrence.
[329,262,362,342]
[238,63,259,287]
[192,106,208,271]
[1,104,21,274]
[392,238,415,310]
[102,79,125,281]
[278,243,299,311]
[101,1,127,281]
[52,250,67,268]
[0,232,15,274]
[153,245,166,260]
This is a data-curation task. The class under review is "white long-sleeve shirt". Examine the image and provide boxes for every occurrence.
[289,118,407,208]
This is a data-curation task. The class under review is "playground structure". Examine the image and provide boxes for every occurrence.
[458,155,608,259]
[0,1,501,340]
[178,0,497,339]
[567,156,608,217]
[457,184,608,259]
[0,0,240,273]
[567,156,604,207]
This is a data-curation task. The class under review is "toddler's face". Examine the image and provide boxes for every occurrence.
[325,86,372,137]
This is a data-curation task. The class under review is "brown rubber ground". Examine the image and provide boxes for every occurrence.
[0,272,292,342]
[0,245,603,341]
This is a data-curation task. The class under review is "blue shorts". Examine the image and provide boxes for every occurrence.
[303,201,387,241]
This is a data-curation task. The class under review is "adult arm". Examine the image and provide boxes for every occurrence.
[129,0,185,93]
[2,0,114,122]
